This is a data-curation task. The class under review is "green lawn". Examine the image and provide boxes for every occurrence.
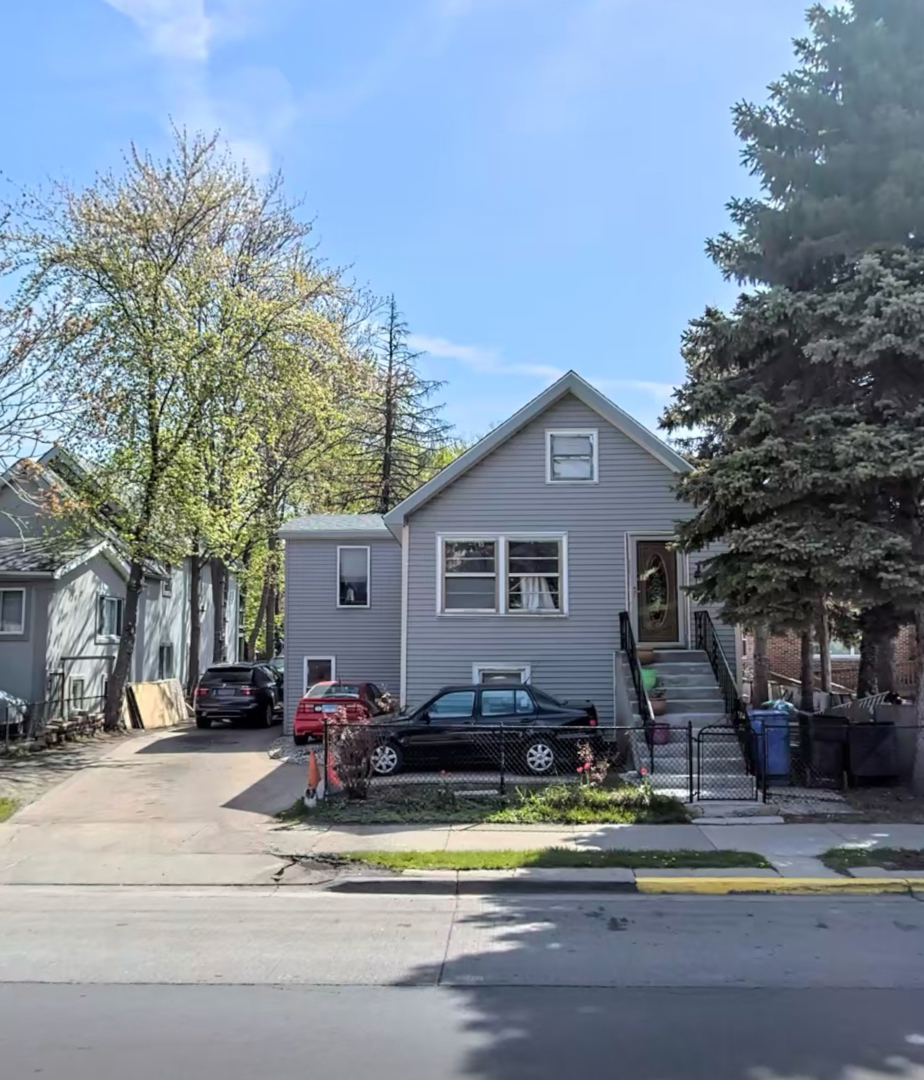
[281,782,691,826]
[0,797,18,823]
[822,846,924,874]
[341,848,772,872]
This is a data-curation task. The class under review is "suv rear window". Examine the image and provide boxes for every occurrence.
[202,667,254,684]
[307,683,361,698]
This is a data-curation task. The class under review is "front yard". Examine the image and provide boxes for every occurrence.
[335,848,771,872]
[282,780,690,826]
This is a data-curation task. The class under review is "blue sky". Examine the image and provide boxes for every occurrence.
[1,0,811,440]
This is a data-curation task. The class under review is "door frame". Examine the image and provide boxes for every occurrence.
[625,533,689,648]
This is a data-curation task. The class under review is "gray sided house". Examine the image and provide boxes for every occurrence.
[281,372,738,733]
[0,452,239,714]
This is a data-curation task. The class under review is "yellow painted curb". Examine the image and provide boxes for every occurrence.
[635,877,916,895]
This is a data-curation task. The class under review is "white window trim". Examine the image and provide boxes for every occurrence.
[545,428,599,484]
[436,535,500,615]
[438,534,568,617]
[472,664,532,684]
[96,593,124,642]
[0,587,25,635]
[337,545,371,609]
[303,656,337,695]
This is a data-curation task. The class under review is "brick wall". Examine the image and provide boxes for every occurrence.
[743,625,918,693]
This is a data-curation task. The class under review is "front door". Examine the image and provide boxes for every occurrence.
[636,540,680,644]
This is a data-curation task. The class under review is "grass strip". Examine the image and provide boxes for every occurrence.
[342,847,771,872]
[822,846,924,874]
[0,797,18,823]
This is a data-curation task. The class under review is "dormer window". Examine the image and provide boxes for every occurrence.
[546,429,598,482]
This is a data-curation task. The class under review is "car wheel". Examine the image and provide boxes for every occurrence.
[293,734,308,747]
[195,716,212,730]
[260,704,274,729]
[524,737,557,776]
[370,741,403,777]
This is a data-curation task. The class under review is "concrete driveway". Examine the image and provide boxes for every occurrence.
[0,726,304,885]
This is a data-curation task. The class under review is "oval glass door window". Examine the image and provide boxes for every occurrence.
[643,555,669,630]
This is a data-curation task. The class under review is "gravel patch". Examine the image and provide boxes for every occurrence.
[267,736,324,765]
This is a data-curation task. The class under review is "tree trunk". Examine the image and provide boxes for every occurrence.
[857,629,878,699]
[816,602,832,694]
[799,627,815,713]
[752,623,770,706]
[246,571,270,659]
[210,558,228,663]
[187,548,202,696]
[876,629,896,694]
[912,606,924,793]
[265,577,277,661]
[103,559,145,730]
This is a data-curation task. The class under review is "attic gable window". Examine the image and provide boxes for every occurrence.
[546,429,598,483]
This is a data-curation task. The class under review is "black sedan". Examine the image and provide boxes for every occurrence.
[194,663,284,729]
[366,683,600,777]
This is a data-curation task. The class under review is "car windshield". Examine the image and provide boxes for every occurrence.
[307,683,361,698]
[203,667,253,684]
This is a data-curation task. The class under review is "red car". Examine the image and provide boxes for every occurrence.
[293,681,393,745]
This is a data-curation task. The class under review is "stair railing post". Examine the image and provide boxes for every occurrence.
[687,722,694,804]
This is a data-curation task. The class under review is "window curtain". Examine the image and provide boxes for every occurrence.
[520,576,556,612]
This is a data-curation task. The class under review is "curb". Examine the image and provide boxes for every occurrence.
[327,872,924,897]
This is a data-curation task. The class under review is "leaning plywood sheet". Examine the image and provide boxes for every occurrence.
[126,679,189,729]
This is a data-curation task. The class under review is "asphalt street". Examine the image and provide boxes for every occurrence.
[3,887,924,1078]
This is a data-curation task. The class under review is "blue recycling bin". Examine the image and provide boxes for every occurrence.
[749,710,791,782]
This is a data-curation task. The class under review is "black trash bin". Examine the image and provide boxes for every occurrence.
[799,714,848,788]
[847,723,898,786]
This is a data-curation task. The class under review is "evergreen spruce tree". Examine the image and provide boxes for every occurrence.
[666,1,924,745]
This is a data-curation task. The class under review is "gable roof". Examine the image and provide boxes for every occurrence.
[383,370,689,528]
[0,535,130,579]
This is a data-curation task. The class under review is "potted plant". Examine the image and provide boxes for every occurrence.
[649,684,668,717]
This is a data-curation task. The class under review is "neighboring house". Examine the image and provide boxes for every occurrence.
[280,371,737,733]
[743,627,919,695]
[0,450,239,712]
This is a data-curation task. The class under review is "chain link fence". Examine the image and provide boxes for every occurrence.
[297,713,922,804]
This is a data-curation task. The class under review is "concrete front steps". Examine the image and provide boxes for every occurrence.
[623,648,753,799]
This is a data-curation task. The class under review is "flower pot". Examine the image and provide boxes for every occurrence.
[651,697,668,717]
[652,723,671,745]
[638,649,656,666]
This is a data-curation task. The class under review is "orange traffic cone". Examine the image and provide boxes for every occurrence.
[307,750,321,791]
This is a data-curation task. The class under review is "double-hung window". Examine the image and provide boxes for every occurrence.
[0,588,25,634]
[158,643,175,680]
[507,538,563,613]
[440,536,567,615]
[338,546,370,607]
[98,595,123,638]
[546,429,598,482]
[442,540,497,612]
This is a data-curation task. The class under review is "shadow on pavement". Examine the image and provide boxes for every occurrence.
[395,893,924,1080]
[221,761,303,816]
[134,727,280,755]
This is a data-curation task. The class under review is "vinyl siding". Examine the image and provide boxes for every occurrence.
[283,537,401,731]
[0,580,51,701]
[405,393,735,723]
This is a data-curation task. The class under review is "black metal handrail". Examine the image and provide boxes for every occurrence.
[619,611,654,727]
[693,610,747,726]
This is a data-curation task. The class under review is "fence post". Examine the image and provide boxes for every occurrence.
[499,725,506,798]
[322,719,329,800]
[687,722,694,804]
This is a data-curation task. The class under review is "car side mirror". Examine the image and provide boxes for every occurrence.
[420,712,431,724]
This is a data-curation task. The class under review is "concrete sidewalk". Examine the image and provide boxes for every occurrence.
[272,820,924,879]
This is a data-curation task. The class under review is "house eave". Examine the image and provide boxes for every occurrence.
[383,370,689,527]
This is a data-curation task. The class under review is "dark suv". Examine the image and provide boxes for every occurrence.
[194,663,283,730]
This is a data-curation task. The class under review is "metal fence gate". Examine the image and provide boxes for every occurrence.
[694,724,759,801]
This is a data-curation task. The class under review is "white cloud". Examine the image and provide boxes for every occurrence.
[597,378,677,400]
[102,0,291,174]
[409,334,565,383]
[103,0,214,61]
